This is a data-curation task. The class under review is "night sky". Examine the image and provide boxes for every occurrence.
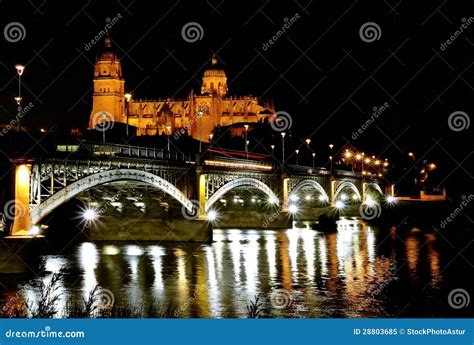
[0,0,472,197]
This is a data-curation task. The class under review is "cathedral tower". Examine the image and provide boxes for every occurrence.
[201,56,228,97]
[89,35,125,128]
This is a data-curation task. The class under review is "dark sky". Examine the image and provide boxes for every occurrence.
[0,0,472,194]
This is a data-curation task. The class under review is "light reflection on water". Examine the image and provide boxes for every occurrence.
[3,218,446,318]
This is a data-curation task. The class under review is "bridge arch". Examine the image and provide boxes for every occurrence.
[334,181,361,201]
[365,182,384,197]
[205,177,278,212]
[30,169,193,225]
[288,179,329,205]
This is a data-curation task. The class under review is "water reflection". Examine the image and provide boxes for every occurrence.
[3,218,449,318]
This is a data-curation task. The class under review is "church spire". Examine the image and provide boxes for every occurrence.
[104,33,112,48]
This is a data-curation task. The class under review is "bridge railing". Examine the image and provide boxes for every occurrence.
[287,164,330,176]
[76,142,192,162]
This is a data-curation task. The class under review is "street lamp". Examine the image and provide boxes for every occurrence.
[166,125,171,152]
[209,133,213,148]
[124,93,132,137]
[295,149,299,166]
[198,110,204,153]
[244,124,249,159]
[329,144,334,174]
[312,152,316,168]
[281,132,286,164]
[270,144,275,159]
[15,64,25,132]
[305,138,311,165]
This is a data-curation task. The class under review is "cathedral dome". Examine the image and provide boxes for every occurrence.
[201,56,227,96]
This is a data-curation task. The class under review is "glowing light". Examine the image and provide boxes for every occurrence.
[290,194,299,202]
[335,200,345,209]
[126,245,144,256]
[429,163,436,170]
[340,194,348,201]
[318,195,328,202]
[29,225,40,236]
[83,208,99,222]
[124,93,132,102]
[386,196,397,204]
[365,197,376,207]
[352,194,359,201]
[364,157,371,164]
[305,139,311,145]
[268,196,278,205]
[305,195,311,201]
[204,160,272,170]
[103,245,120,255]
[355,154,362,160]
[15,64,25,76]
[288,204,298,214]
[344,151,352,158]
[208,210,217,221]
[408,152,414,157]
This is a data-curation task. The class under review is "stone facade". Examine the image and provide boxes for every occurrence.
[89,38,275,141]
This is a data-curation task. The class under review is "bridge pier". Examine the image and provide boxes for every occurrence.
[10,164,33,237]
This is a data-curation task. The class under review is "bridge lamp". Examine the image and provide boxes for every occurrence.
[289,194,299,202]
[207,210,217,221]
[318,195,328,202]
[385,196,397,204]
[352,194,359,201]
[288,204,298,214]
[305,195,311,201]
[340,194,348,201]
[268,196,278,205]
[365,197,376,207]
[334,200,345,209]
[29,225,41,236]
[83,208,99,222]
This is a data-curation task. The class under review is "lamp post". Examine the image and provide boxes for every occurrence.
[295,149,299,166]
[198,110,204,153]
[166,125,171,152]
[124,93,132,137]
[209,133,213,148]
[271,144,275,159]
[244,124,249,159]
[305,138,311,165]
[312,152,316,168]
[329,144,334,174]
[15,64,25,132]
[281,132,286,164]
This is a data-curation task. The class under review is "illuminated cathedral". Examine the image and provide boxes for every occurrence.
[89,36,275,142]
